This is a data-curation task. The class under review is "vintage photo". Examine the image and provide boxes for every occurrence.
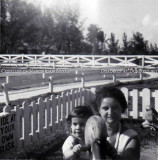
[0,0,158,159]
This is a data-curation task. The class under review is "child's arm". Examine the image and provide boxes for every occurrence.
[62,136,81,159]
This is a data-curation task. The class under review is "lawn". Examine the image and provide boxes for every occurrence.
[12,120,157,160]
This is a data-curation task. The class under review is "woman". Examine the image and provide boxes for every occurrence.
[94,86,140,160]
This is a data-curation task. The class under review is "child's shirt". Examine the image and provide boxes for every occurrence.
[62,135,90,160]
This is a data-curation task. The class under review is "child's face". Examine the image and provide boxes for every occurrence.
[71,117,86,139]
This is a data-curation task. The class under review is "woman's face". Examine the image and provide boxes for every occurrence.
[99,97,122,125]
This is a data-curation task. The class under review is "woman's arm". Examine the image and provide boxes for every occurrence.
[121,138,140,160]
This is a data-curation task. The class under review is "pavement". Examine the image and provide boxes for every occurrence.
[0,72,158,106]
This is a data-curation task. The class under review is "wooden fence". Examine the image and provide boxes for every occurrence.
[0,88,94,153]
[1,72,124,106]
[1,86,158,154]
[1,54,158,68]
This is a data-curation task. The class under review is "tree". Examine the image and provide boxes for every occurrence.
[121,33,131,55]
[53,6,83,54]
[129,32,148,55]
[86,24,100,55]
[0,0,40,54]
[107,33,120,55]
[149,43,158,55]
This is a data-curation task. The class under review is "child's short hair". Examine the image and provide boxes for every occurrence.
[67,106,93,123]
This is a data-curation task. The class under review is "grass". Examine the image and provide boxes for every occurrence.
[5,119,155,160]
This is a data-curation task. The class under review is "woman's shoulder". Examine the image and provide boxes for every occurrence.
[120,124,138,137]
[118,124,140,155]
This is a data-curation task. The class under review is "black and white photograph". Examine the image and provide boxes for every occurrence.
[0,0,158,159]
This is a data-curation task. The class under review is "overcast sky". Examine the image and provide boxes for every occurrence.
[29,0,158,45]
[79,0,158,45]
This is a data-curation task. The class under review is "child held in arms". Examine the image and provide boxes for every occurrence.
[62,106,93,160]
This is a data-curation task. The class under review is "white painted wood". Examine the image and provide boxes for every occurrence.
[50,94,56,132]
[154,90,158,112]
[2,83,10,106]
[49,76,54,93]
[66,92,71,118]
[132,89,139,119]
[45,98,51,135]
[142,88,151,119]
[2,86,158,151]
[22,101,31,146]
[71,89,75,110]
[31,101,38,141]
[38,98,45,138]
[121,87,129,117]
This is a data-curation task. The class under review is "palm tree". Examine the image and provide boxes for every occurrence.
[86,24,100,55]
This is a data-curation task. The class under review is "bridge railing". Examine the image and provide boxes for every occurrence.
[1,54,158,68]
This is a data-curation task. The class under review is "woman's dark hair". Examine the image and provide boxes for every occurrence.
[96,87,127,113]
[67,106,93,123]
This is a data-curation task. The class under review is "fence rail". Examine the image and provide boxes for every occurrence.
[1,54,158,68]
[2,71,134,105]
[0,86,158,155]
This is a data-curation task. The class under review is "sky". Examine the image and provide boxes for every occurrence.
[79,0,158,45]
[28,0,158,45]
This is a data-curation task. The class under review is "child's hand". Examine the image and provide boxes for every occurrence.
[73,144,82,155]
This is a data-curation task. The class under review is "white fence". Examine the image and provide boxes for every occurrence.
[121,87,158,119]
[0,86,158,154]
[1,54,158,68]
[1,72,123,106]
[0,88,94,151]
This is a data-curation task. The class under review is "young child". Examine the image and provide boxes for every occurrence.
[62,106,93,160]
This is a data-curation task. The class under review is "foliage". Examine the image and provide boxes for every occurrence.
[53,6,83,54]
[129,32,149,55]
[86,24,101,54]
[1,0,40,54]
[107,33,120,55]
[0,0,157,55]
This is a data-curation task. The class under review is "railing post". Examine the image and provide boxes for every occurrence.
[74,70,78,82]
[77,56,79,66]
[6,76,10,83]
[108,56,110,66]
[2,83,10,106]
[49,76,54,93]
[35,55,37,66]
[81,73,85,88]
[142,56,144,68]
[139,72,143,80]
[22,54,24,63]
[63,56,65,67]
[42,73,46,84]
[113,74,116,83]
[125,56,127,66]
[49,55,51,66]
[92,56,95,67]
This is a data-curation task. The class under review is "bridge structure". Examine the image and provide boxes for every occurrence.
[1,54,158,68]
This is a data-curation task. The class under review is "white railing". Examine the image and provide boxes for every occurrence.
[0,88,94,152]
[1,54,158,68]
[1,72,125,105]
[1,86,158,155]
[121,87,158,119]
